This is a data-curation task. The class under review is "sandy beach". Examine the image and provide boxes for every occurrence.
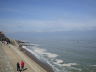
[0,42,48,72]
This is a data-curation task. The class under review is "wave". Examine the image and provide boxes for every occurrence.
[62,63,78,67]
[54,59,64,64]
[22,44,79,72]
[31,46,58,58]
[53,59,77,67]
[90,65,96,66]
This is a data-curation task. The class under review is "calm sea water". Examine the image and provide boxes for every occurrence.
[25,38,96,72]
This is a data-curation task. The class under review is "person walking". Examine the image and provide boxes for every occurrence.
[20,60,25,71]
[17,62,21,72]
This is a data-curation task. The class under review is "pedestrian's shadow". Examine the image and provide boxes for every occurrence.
[23,68,28,71]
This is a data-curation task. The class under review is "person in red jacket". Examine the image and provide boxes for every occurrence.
[20,60,25,71]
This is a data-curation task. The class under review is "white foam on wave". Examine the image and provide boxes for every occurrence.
[22,44,78,72]
[54,60,78,67]
[33,47,58,58]
[90,65,96,66]
[45,53,58,58]
[34,48,46,54]
[55,59,64,64]
[62,63,78,67]
[22,46,27,48]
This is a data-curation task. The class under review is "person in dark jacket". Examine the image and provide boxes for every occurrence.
[17,62,21,72]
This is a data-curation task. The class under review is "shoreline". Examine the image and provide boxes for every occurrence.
[18,45,54,72]
[0,32,54,72]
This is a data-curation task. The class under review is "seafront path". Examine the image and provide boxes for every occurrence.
[0,42,47,72]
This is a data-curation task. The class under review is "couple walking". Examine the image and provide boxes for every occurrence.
[17,60,25,72]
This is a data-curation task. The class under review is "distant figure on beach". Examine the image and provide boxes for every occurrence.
[20,60,25,71]
[17,62,21,72]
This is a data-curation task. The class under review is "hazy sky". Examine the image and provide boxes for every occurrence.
[0,0,96,33]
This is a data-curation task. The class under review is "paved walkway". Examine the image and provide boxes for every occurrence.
[0,42,14,72]
[0,42,47,72]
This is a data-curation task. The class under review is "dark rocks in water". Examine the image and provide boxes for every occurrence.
[16,40,25,43]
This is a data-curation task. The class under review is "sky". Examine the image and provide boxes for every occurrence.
[0,0,96,33]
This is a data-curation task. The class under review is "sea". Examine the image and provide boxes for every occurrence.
[7,31,96,72]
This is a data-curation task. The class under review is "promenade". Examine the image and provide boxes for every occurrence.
[0,42,47,72]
